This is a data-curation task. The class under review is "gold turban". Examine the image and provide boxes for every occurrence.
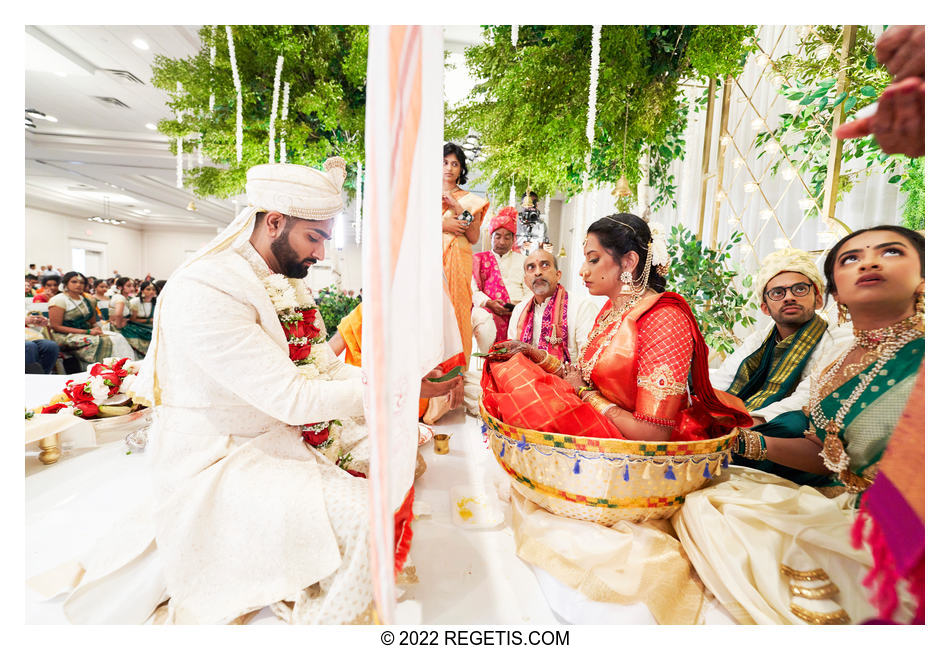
[754,248,825,301]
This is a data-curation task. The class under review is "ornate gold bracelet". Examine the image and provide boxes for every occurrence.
[733,428,768,461]
[538,352,563,375]
[584,391,618,416]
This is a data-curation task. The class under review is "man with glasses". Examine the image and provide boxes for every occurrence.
[711,248,851,429]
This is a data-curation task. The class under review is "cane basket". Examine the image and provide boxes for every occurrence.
[479,398,736,525]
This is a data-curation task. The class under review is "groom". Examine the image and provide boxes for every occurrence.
[63,160,458,625]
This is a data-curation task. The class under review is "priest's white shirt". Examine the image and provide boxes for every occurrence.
[507,290,599,363]
[471,249,530,307]
[709,316,854,422]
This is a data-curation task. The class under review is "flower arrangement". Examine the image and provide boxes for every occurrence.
[27,358,143,420]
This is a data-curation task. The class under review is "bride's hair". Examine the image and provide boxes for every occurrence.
[587,213,666,293]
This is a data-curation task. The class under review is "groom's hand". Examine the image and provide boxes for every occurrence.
[420,367,463,400]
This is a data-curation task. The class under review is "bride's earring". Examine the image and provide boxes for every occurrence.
[619,270,634,295]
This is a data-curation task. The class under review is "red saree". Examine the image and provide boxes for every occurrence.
[482,292,751,441]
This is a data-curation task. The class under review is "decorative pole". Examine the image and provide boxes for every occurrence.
[225,25,243,163]
[268,55,284,164]
[280,82,290,163]
[821,25,857,233]
[696,76,718,241]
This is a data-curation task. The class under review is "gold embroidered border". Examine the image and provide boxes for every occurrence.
[790,583,840,599]
[780,565,830,582]
[790,602,851,625]
[636,364,688,402]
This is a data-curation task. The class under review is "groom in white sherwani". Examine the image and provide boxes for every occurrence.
[53,159,459,624]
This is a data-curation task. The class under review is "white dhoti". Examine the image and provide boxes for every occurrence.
[55,406,375,625]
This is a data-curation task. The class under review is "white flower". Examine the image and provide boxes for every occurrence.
[649,222,670,268]
[87,375,111,404]
[119,374,136,394]
[297,364,320,380]
[290,278,316,309]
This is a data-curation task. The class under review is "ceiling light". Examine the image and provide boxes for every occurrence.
[186,201,197,212]
[145,122,157,130]
[55,71,67,77]
[133,38,149,50]
[141,209,151,214]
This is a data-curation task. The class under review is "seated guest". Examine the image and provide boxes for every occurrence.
[487,213,750,441]
[25,278,36,298]
[25,314,59,374]
[675,225,925,624]
[109,276,135,330]
[508,248,598,365]
[47,271,135,365]
[123,280,157,356]
[32,276,60,303]
[471,207,529,349]
[92,279,111,322]
[712,248,850,421]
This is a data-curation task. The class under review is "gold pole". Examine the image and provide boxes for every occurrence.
[710,76,733,250]
[821,25,857,229]
[697,76,718,243]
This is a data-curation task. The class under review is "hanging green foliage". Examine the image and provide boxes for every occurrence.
[665,225,756,355]
[315,286,361,337]
[755,25,921,219]
[447,25,755,207]
[900,157,925,230]
[151,25,368,199]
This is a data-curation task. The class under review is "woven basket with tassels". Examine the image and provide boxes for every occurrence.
[479,398,736,526]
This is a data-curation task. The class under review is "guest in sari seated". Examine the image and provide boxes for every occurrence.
[674,225,924,625]
[47,271,135,366]
[123,280,156,356]
[32,276,60,303]
[92,279,111,323]
[485,213,750,442]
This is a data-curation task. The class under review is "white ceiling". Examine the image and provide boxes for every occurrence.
[25,25,486,232]
[25,25,236,231]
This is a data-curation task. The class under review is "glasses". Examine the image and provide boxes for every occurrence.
[765,282,813,301]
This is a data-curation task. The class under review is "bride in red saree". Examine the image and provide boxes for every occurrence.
[482,213,750,442]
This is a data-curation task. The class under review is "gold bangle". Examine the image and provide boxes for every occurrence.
[538,352,562,375]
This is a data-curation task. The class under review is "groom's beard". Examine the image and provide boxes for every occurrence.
[271,230,315,279]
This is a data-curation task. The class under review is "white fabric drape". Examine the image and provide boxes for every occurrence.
[363,24,445,623]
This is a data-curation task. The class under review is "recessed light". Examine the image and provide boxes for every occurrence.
[133,38,149,50]
[145,123,157,130]
[55,71,68,77]
[142,209,151,214]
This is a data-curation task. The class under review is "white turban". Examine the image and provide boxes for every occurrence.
[754,248,825,301]
[131,158,348,407]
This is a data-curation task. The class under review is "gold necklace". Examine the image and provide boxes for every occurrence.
[808,313,923,493]
[578,295,640,383]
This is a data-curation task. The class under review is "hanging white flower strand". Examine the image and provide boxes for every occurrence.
[354,160,363,245]
[509,182,516,208]
[201,26,216,167]
[511,25,518,47]
[280,82,290,163]
[225,25,243,163]
[543,195,550,218]
[176,81,184,189]
[268,55,284,164]
[583,25,602,220]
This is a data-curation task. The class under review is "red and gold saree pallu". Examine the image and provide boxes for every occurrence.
[441,190,488,364]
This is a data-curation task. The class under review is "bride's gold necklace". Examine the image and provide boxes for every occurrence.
[578,294,641,383]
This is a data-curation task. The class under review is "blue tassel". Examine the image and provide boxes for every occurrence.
[623,465,630,481]
[573,458,581,474]
[517,434,528,451]
[500,442,506,458]
[664,464,676,480]
[480,422,488,435]
[703,462,711,479]
[722,454,730,469]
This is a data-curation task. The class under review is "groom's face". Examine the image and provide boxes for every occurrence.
[270,214,333,279]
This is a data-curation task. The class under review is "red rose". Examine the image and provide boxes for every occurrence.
[282,320,306,340]
[111,358,130,379]
[300,309,317,325]
[73,401,100,419]
[88,363,107,377]
[40,403,68,414]
[64,381,95,403]
[288,343,312,362]
[302,426,330,447]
